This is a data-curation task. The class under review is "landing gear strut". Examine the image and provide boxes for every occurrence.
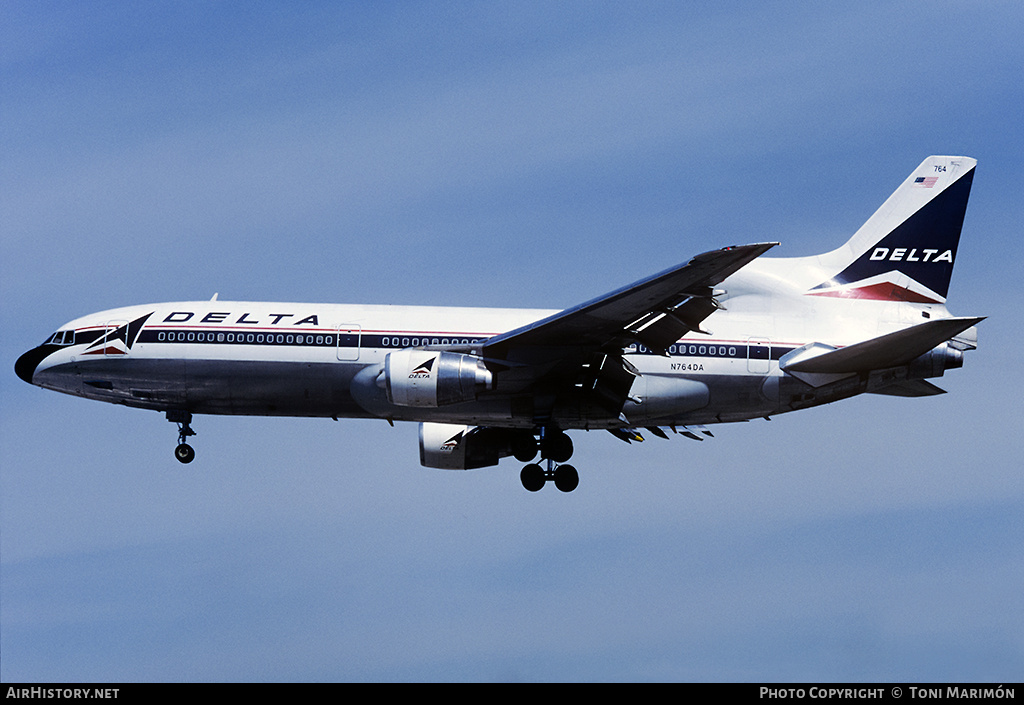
[167,410,196,464]
[519,428,579,493]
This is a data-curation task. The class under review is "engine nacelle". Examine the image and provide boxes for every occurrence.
[383,350,493,407]
[908,342,963,379]
[419,423,528,470]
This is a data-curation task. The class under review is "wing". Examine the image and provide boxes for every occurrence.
[484,243,778,359]
[480,243,777,423]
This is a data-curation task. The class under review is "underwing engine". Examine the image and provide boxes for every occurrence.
[419,423,533,470]
[383,350,494,407]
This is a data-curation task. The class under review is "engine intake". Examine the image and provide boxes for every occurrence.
[383,350,493,407]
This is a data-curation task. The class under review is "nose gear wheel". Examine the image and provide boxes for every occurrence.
[167,410,196,464]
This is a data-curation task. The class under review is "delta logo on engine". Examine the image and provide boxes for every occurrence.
[409,358,435,379]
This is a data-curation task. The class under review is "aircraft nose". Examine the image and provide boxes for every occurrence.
[15,346,47,384]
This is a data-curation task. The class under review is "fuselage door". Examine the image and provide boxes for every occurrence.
[336,325,361,361]
[747,338,771,374]
[76,319,129,360]
[102,320,130,356]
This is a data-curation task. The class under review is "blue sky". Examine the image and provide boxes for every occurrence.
[2,1,1022,682]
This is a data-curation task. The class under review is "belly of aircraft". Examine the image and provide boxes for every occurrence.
[38,358,370,418]
[39,353,784,427]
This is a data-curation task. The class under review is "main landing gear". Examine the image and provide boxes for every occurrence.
[167,410,196,464]
[516,428,579,493]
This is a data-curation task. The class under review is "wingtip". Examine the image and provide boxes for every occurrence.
[722,242,780,251]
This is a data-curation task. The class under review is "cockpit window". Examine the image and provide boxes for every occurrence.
[46,330,75,346]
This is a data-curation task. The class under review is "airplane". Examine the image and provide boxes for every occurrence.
[15,155,982,493]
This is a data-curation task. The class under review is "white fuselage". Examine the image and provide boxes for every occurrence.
[26,260,958,430]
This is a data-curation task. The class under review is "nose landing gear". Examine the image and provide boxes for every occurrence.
[167,410,196,464]
[519,428,579,492]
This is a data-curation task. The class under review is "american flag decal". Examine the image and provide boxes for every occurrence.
[913,176,939,188]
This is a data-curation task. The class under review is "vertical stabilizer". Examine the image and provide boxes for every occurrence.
[808,156,976,304]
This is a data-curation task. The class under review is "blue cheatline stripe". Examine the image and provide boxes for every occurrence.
[137,329,794,360]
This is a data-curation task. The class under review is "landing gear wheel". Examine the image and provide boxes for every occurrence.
[512,434,539,462]
[553,464,579,493]
[542,432,574,463]
[520,463,546,492]
[175,443,195,464]
[167,410,196,464]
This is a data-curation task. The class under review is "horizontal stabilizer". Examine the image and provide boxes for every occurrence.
[869,379,946,397]
[784,316,984,374]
